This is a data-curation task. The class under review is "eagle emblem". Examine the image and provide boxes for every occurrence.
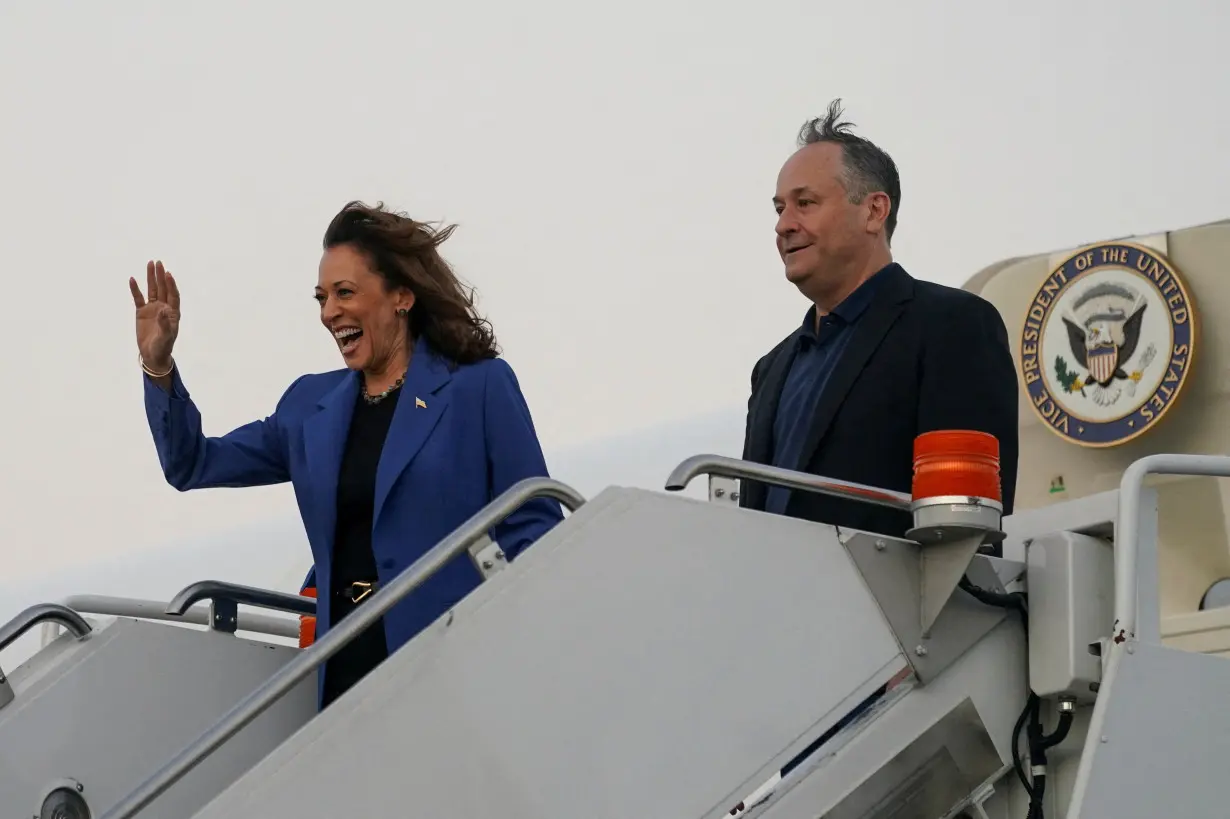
[1060,281,1149,393]
[1017,241,1195,448]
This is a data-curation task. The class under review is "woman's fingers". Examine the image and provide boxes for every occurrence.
[165,270,180,311]
[135,260,177,310]
[146,260,158,302]
[154,260,168,303]
[129,276,146,308]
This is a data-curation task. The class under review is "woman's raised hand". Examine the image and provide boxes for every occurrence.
[129,260,181,371]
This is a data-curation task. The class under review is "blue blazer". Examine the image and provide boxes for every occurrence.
[143,336,564,703]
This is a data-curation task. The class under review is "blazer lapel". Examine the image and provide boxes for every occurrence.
[747,346,795,464]
[794,266,914,471]
[303,371,360,555]
[741,343,797,510]
[373,337,452,523]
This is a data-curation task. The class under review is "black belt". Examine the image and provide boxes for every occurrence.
[334,580,379,604]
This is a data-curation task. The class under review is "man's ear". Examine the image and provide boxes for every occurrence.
[865,191,892,235]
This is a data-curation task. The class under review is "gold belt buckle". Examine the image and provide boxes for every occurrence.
[348,581,374,603]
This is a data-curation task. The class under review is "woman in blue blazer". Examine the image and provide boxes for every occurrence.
[129,201,565,708]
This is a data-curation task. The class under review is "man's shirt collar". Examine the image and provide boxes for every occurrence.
[796,262,899,343]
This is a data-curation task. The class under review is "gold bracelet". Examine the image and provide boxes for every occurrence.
[139,354,175,379]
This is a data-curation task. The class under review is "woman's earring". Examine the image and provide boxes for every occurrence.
[397,308,408,316]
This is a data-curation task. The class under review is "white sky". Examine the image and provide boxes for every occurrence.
[1,0,1228,611]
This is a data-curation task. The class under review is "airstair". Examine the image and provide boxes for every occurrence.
[4,440,1230,818]
[0,581,325,817]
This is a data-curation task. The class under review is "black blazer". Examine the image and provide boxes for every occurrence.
[739,263,1019,539]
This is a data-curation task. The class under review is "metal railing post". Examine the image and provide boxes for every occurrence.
[0,604,93,712]
[665,453,913,511]
[163,581,316,634]
[0,604,92,651]
[1113,454,1230,642]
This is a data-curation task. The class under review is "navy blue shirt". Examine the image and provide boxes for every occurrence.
[764,266,892,515]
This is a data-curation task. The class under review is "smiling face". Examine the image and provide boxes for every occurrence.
[773,142,884,308]
[315,243,415,375]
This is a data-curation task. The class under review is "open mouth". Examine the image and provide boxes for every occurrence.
[334,327,363,355]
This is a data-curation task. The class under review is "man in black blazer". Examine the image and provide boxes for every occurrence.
[731,101,1020,793]
[741,99,1019,542]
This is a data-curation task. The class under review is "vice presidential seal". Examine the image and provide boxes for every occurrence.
[1019,242,1195,447]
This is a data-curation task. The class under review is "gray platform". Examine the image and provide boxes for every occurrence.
[190,487,911,819]
[1066,640,1230,819]
[0,616,316,817]
[18,453,1230,819]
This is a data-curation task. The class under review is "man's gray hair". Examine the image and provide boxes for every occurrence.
[797,98,901,243]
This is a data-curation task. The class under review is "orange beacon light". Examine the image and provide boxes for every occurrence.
[299,587,317,649]
[906,430,1005,548]
[911,429,1002,503]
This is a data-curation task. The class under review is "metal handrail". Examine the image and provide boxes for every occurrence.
[0,603,91,651]
[664,454,913,512]
[55,595,301,640]
[1115,454,1230,642]
[100,476,585,819]
[165,580,317,618]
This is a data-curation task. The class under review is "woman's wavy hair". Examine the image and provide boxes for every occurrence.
[322,200,499,365]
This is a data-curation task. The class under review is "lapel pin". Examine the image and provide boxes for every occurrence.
[415,397,427,409]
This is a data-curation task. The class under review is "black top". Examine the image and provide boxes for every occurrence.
[332,387,401,591]
[321,386,400,708]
